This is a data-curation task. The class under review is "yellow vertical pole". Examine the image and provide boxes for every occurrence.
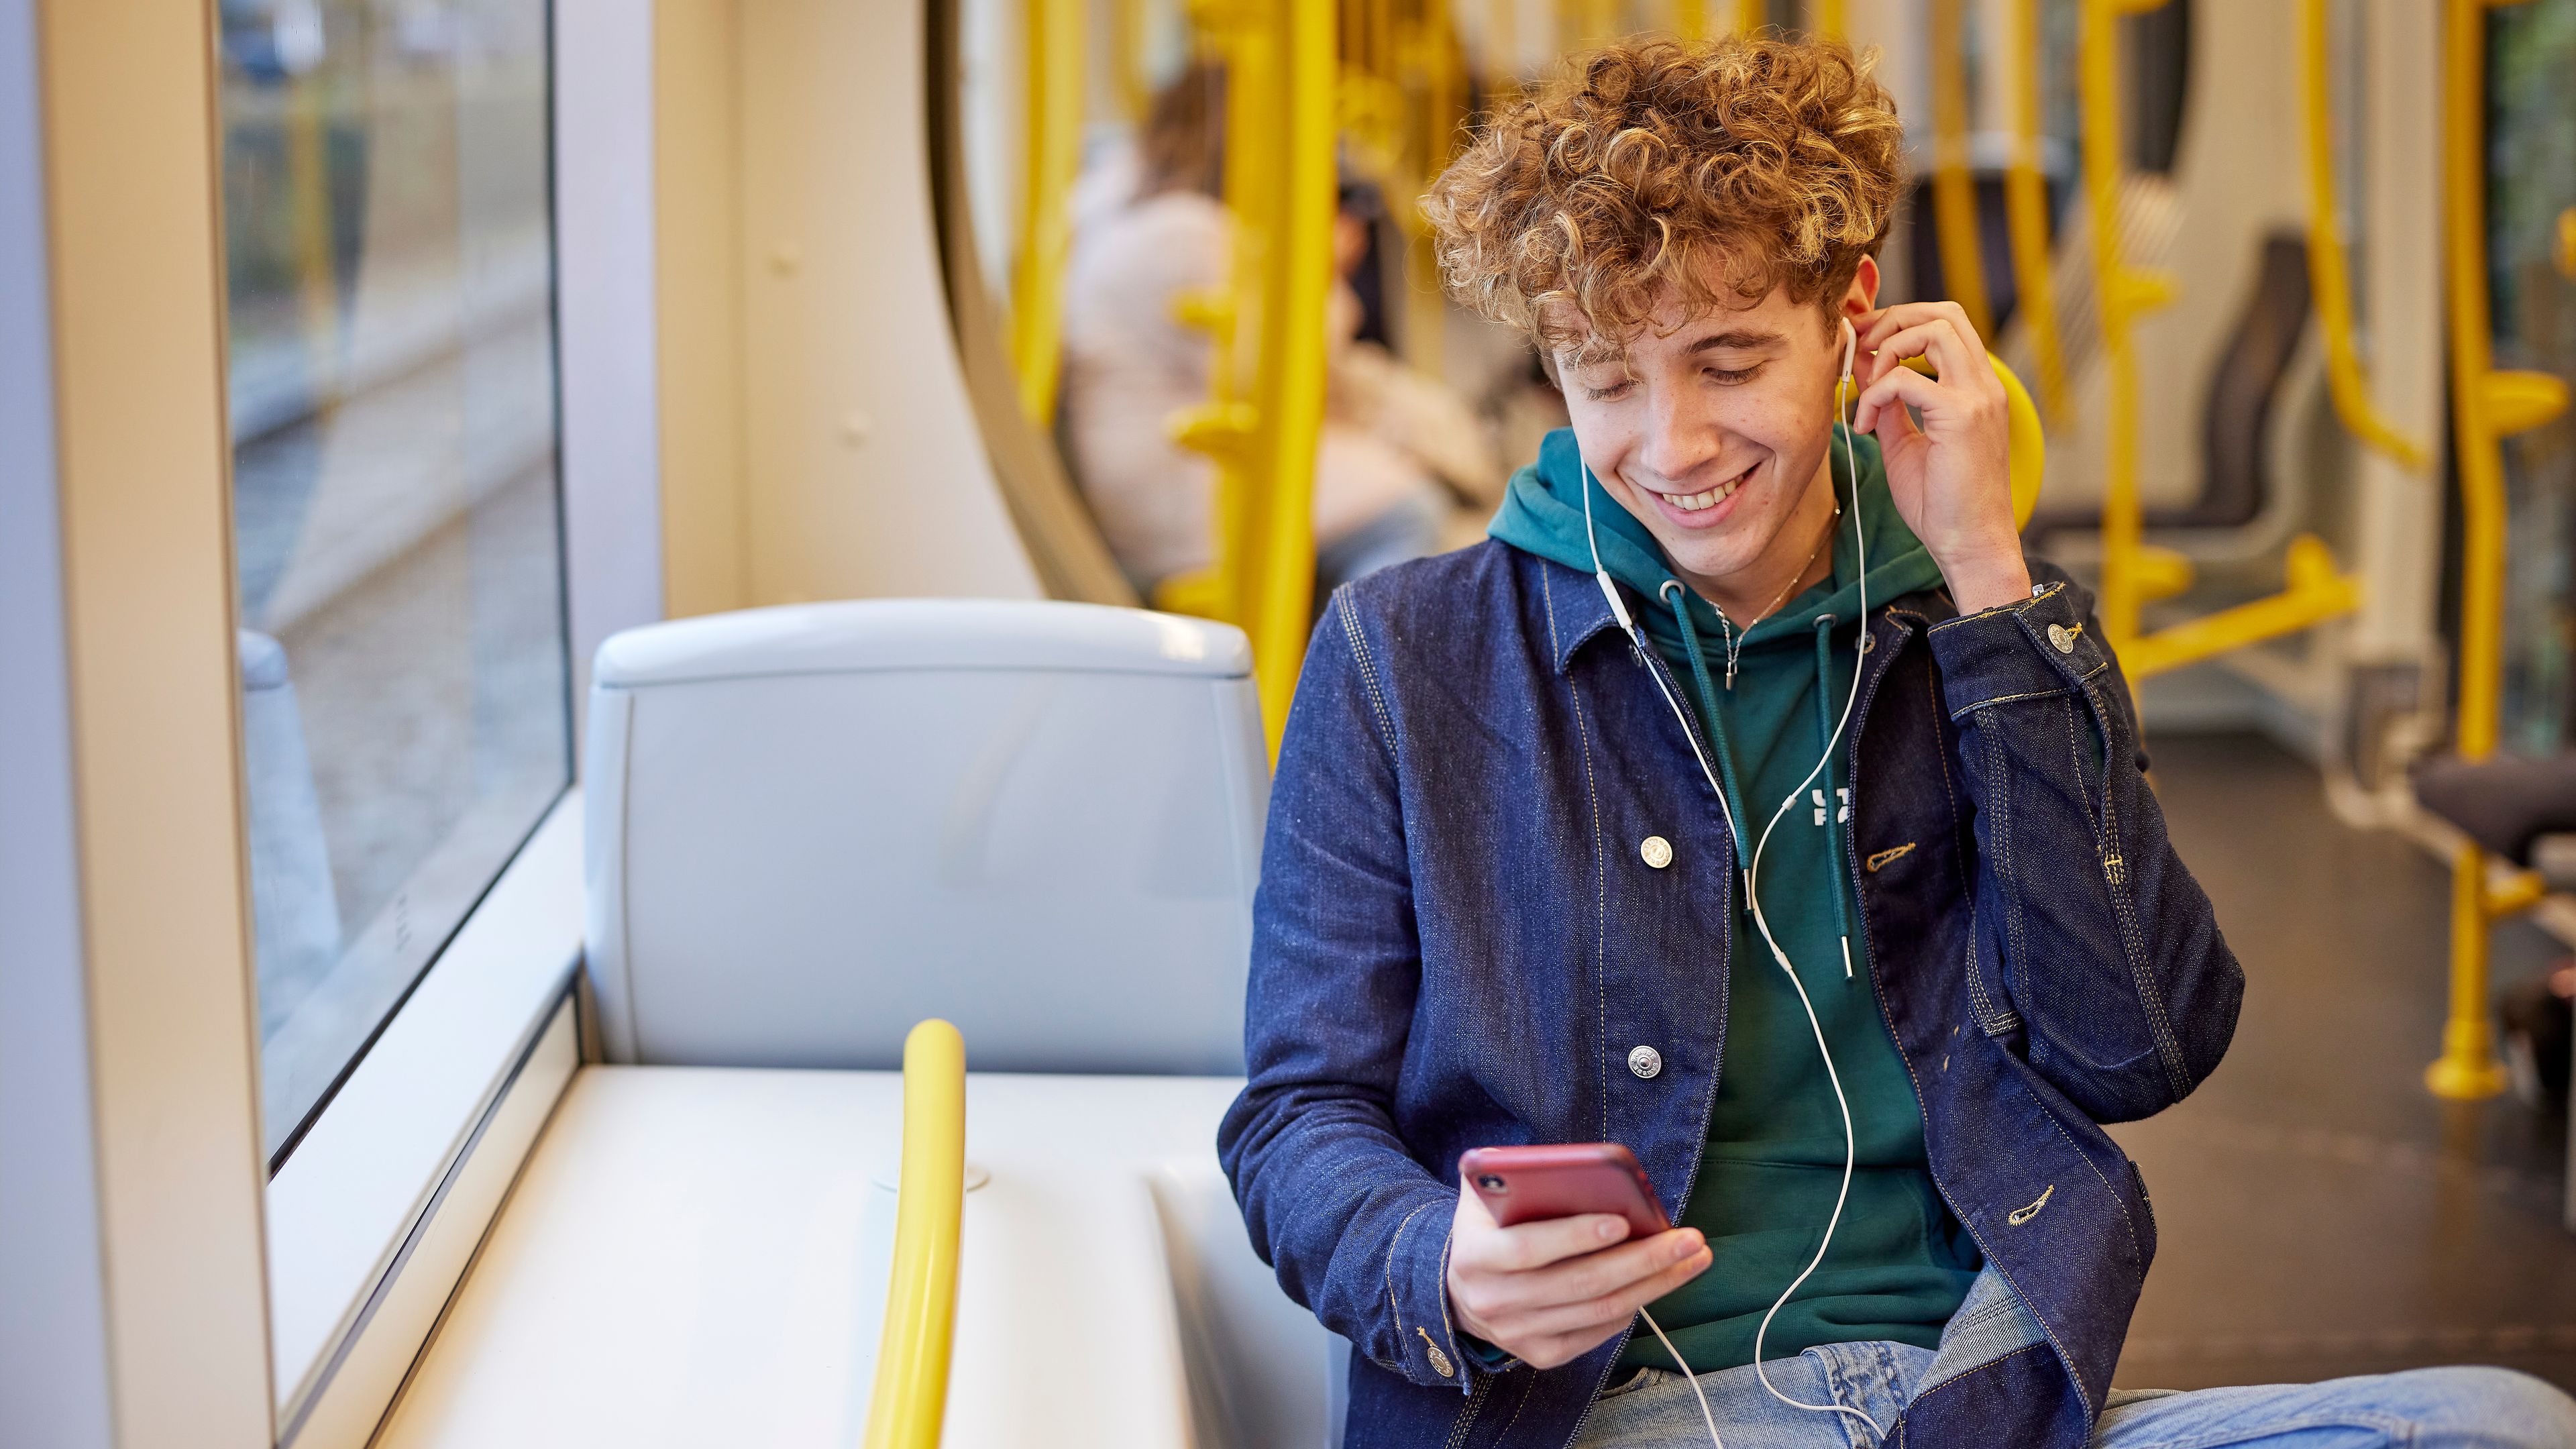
[2079,0,2180,669]
[1674,0,1707,40]
[1734,0,1766,34]
[2002,0,2066,419]
[1404,0,1458,375]
[1010,0,1087,424]
[1813,0,1843,38]
[1246,0,1340,755]
[1929,0,1994,343]
[1566,0,1617,50]
[1113,0,1152,120]
[861,1020,968,1449]
[2302,0,2427,468]
[1224,5,1280,626]
[2429,0,2569,1099]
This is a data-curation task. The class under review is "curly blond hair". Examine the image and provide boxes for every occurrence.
[1424,34,1905,365]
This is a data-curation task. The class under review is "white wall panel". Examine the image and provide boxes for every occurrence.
[0,0,114,1439]
[737,0,1041,604]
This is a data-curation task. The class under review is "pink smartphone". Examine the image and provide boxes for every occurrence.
[1458,1143,1672,1239]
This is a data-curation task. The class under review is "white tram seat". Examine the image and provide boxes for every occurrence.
[582,597,1266,1073]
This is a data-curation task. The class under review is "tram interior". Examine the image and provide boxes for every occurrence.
[6,0,2576,1445]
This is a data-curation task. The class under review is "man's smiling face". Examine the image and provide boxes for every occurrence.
[1555,258,1874,596]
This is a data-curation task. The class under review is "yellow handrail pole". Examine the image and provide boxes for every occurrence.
[1813,0,1844,40]
[2081,0,2139,657]
[1401,0,1458,375]
[2076,0,2359,687]
[1929,0,1994,343]
[1734,0,1766,34]
[2002,0,2067,420]
[1163,0,1277,624]
[2080,0,2182,669]
[1674,0,1707,41]
[861,1020,968,1449]
[2300,0,2428,470]
[1246,0,1339,756]
[1224,3,1283,625]
[1566,0,1617,50]
[1114,0,1151,121]
[1009,0,1088,425]
[2428,0,2569,1100]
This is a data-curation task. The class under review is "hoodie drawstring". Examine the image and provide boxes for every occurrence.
[1656,576,1858,977]
[1813,615,1856,977]
[1659,581,1756,850]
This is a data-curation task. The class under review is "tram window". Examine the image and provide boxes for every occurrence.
[2489,0,2576,754]
[218,0,568,1165]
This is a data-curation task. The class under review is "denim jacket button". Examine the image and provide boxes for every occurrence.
[1627,1044,1662,1079]
[1640,835,1673,869]
[2047,623,2076,654]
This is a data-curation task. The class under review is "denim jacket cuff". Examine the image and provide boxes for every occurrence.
[1458,1331,1521,1376]
[1924,580,2111,717]
[1384,1197,1476,1392]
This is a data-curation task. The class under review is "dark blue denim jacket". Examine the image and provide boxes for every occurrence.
[1218,541,2243,1449]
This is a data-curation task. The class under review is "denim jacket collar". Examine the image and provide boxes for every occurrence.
[1545,554,1961,677]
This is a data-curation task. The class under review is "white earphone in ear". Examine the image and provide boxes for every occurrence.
[1839,315,1858,384]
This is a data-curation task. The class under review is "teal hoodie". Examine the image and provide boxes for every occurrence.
[1490,428,1982,1375]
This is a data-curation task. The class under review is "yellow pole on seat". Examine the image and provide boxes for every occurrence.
[2300,0,2427,470]
[2428,0,2571,1102]
[1928,0,1993,345]
[1009,0,1088,425]
[861,1020,968,1449]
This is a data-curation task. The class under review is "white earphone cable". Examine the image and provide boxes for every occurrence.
[1584,319,1883,1444]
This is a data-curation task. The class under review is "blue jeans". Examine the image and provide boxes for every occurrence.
[1570,1342,2576,1448]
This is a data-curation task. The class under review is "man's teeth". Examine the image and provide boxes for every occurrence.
[1663,475,1743,511]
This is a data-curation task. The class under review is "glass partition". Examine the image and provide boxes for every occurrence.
[2489,0,2576,755]
[217,0,570,1164]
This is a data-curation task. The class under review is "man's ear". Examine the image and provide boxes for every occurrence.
[1839,255,1880,325]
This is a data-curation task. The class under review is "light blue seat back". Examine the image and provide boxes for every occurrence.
[583,599,1266,1073]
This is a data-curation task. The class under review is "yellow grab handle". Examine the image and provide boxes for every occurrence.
[862,1020,968,1449]
[2300,0,2428,469]
[2485,370,2571,439]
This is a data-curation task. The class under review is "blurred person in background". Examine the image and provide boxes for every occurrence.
[1060,63,1501,603]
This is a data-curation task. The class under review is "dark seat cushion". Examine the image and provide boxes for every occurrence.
[2414,753,2576,865]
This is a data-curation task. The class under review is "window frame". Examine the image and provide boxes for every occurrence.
[257,0,667,1440]
[266,796,584,1432]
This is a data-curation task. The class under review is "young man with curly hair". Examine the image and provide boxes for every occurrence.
[1218,31,2576,1449]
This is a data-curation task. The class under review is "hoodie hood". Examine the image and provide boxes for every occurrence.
[1488,426,1944,658]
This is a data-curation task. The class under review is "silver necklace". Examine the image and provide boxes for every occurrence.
[1714,504,1839,689]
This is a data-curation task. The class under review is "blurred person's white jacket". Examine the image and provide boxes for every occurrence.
[1061,187,1500,594]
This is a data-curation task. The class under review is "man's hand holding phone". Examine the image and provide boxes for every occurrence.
[1444,1146,1712,1371]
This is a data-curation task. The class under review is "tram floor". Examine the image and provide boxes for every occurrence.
[2110,731,2576,1393]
